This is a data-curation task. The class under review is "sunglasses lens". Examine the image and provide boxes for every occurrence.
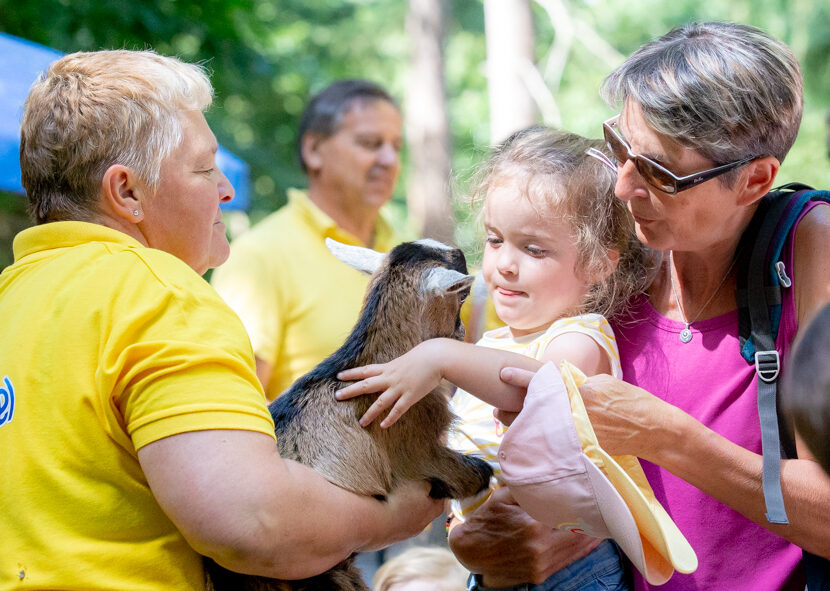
[603,127,628,166]
[603,120,679,193]
[638,161,677,193]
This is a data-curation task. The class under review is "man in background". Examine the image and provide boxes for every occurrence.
[212,79,404,401]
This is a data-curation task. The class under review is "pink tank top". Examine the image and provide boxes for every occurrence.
[613,204,821,590]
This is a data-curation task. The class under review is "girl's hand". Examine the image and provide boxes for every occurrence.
[335,341,444,428]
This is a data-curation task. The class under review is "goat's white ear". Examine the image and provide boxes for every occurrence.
[420,267,475,295]
[325,238,386,275]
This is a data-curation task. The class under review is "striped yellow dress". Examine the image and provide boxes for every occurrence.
[448,313,622,520]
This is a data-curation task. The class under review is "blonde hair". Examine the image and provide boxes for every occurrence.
[373,547,469,591]
[20,49,213,224]
[470,125,654,320]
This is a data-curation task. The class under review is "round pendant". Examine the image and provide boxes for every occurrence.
[680,327,693,343]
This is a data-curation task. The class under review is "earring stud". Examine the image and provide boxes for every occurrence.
[132,210,140,217]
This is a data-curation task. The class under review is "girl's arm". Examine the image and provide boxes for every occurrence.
[537,331,613,377]
[336,337,541,427]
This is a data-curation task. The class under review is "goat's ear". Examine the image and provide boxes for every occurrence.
[420,267,475,295]
[325,238,386,275]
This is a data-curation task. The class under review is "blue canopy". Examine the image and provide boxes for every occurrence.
[0,33,250,211]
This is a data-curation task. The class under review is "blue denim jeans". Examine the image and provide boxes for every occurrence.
[466,540,631,591]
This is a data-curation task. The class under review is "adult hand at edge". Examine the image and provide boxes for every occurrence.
[448,487,601,587]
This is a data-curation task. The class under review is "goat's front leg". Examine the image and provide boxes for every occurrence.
[422,447,493,499]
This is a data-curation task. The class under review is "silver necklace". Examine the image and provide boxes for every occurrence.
[668,250,737,344]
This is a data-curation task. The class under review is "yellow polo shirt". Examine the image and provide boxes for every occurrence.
[212,189,403,400]
[0,221,274,591]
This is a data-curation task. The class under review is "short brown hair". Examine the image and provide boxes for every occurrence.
[601,22,802,171]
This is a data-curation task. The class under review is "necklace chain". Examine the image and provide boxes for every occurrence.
[668,250,737,343]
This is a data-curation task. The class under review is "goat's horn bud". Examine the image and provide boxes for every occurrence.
[325,238,386,275]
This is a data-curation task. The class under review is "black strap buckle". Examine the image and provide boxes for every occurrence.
[755,350,780,383]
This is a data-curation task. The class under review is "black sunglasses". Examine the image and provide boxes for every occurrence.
[602,116,756,195]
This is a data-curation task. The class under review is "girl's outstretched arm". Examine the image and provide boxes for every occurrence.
[336,337,541,427]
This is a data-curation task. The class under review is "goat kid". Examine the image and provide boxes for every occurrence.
[207,238,493,591]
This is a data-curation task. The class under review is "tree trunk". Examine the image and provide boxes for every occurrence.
[484,0,537,144]
[405,0,454,243]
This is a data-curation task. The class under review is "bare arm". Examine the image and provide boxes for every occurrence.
[537,331,613,376]
[138,429,443,578]
[491,205,830,558]
[571,375,830,557]
[335,338,541,427]
[254,356,273,395]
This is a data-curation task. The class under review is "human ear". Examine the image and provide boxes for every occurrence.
[101,164,147,223]
[301,132,326,174]
[579,249,619,286]
[736,156,780,206]
[595,249,620,283]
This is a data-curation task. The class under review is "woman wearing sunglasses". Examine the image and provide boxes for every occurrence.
[449,22,830,591]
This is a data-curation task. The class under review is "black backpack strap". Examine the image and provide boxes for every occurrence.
[734,182,825,524]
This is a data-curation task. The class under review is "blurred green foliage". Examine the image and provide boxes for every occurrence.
[1,0,829,268]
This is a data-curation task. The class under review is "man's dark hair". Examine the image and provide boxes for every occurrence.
[297,79,398,173]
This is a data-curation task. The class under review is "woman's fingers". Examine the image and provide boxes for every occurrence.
[494,408,520,426]
[499,366,535,390]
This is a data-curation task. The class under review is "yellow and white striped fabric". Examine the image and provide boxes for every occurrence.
[448,313,622,520]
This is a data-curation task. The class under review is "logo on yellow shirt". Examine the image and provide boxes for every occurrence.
[0,376,15,427]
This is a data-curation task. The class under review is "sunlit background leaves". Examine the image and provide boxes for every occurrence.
[1,0,828,267]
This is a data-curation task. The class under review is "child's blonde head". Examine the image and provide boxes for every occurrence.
[471,125,653,319]
[372,546,469,591]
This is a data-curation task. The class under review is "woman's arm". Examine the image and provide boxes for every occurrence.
[497,366,830,558]
[138,429,444,578]
[336,338,541,427]
[494,205,830,557]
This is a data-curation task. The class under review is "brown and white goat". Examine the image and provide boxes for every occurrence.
[206,238,493,591]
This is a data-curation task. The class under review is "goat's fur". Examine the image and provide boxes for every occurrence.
[206,239,493,591]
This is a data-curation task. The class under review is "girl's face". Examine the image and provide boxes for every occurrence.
[482,178,591,337]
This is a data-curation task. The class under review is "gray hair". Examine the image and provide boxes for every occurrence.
[601,22,802,174]
[470,126,655,319]
[20,50,213,224]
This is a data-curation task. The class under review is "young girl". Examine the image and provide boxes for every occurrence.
[337,126,653,590]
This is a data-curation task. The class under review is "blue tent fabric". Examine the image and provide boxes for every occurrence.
[0,33,250,211]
